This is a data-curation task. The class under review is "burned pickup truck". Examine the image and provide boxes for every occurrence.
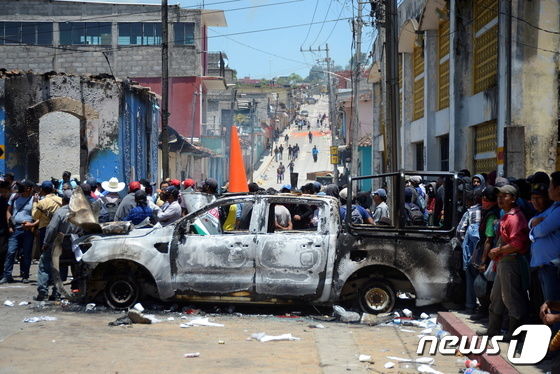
[69,171,460,312]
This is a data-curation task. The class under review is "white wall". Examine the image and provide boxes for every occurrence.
[39,111,80,181]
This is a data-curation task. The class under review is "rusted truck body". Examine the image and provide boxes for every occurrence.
[79,171,460,311]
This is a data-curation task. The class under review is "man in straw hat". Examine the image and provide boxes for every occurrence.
[99,177,125,223]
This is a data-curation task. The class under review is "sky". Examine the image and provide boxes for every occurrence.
[71,0,377,79]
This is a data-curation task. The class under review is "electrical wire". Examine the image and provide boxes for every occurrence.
[308,0,334,47]
[322,0,346,44]
[299,0,319,48]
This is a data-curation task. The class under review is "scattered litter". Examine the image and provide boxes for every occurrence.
[361,313,394,326]
[108,315,132,326]
[85,303,96,312]
[333,305,361,323]
[384,362,395,369]
[23,316,57,323]
[276,314,300,319]
[250,332,301,342]
[308,324,325,329]
[386,356,435,365]
[402,309,413,317]
[4,300,15,307]
[167,317,175,321]
[52,340,56,343]
[358,354,372,362]
[420,328,433,335]
[218,340,225,344]
[399,328,416,333]
[420,312,429,319]
[183,308,200,315]
[127,310,152,324]
[417,364,444,374]
[180,317,224,328]
[133,303,144,313]
[184,352,200,358]
[18,301,29,306]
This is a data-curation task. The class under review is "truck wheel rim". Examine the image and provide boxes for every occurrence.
[364,287,389,311]
[110,280,134,304]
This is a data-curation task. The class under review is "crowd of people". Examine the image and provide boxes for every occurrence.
[0,172,221,301]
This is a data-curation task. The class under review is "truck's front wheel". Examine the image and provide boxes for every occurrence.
[104,275,140,309]
[358,279,395,314]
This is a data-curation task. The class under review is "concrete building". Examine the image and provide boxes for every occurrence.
[0,0,227,143]
[0,70,159,183]
[368,0,560,176]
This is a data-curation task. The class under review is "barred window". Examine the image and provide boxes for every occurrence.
[0,22,53,45]
[60,22,111,45]
[118,23,161,45]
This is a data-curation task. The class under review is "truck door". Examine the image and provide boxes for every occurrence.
[173,197,257,295]
[254,198,330,298]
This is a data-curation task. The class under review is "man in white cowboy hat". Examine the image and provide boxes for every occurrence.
[98,177,125,223]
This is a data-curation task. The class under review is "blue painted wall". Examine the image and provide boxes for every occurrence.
[358,146,372,192]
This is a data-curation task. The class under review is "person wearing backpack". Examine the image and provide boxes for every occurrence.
[404,187,426,226]
[338,188,374,224]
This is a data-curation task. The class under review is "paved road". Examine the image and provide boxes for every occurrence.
[254,96,339,190]
[0,265,462,374]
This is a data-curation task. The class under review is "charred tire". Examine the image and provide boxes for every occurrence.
[104,275,140,310]
[358,279,396,314]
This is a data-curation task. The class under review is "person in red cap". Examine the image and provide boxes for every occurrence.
[182,179,196,192]
[169,179,181,188]
[114,181,141,221]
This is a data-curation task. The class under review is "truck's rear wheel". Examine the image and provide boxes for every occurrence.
[358,279,395,314]
[104,275,140,309]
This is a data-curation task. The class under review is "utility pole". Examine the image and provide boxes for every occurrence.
[300,44,339,183]
[350,1,363,185]
[161,0,170,180]
[385,0,399,173]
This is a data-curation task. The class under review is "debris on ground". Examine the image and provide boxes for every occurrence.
[360,313,394,326]
[18,301,29,306]
[402,308,413,317]
[218,340,225,344]
[332,305,360,323]
[420,312,429,319]
[384,362,395,369]
[250,332,301,342]
[180,317,224,328]
[133,303,144,312]
[184,352,200,358]
[108,315,133,326]
[23,316,57,323]
[182,307,201,315]
[4,300,15,307]
[85,303,96,312]
[358,354,372,363]
[417,364,444,374]
[308,323,325,329]
[127,309,153,324]
[386,356,435,365]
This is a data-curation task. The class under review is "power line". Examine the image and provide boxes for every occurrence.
[323,0,346,44]
[308,0,334,47]
[299,0,319,48]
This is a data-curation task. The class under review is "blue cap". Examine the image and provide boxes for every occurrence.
[281,184,292,191]
[373,188,387,199]
[41,181,54,190]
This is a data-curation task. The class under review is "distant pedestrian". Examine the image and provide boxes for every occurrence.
[278,145,284,160]
[277,163,285,183]
[294,144,299,159]
[274,146,279,162]
[308,131,313,143]
[288,145,293,159]
[285,134,289,143]
[288,160,295,174]
[312,145,319,162]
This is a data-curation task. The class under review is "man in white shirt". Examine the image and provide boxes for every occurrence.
[157,186,182,226]
[372,188,390,225]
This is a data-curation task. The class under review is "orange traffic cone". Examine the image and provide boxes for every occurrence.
[228,126,249,192]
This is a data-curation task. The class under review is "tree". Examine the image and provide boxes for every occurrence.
[305,65,325,83]
[346,52,369,70]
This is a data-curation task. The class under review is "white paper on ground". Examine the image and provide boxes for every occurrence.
[384,362,395,369]
[358,354,372,362]
[250,332,301,342]
[18,301,29,306]
[3,300,14,307]
[180,317,224,327]
[23,316,58,323]
[386,356,435,365]
[417,364,444,374]
[399,328,416,333]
